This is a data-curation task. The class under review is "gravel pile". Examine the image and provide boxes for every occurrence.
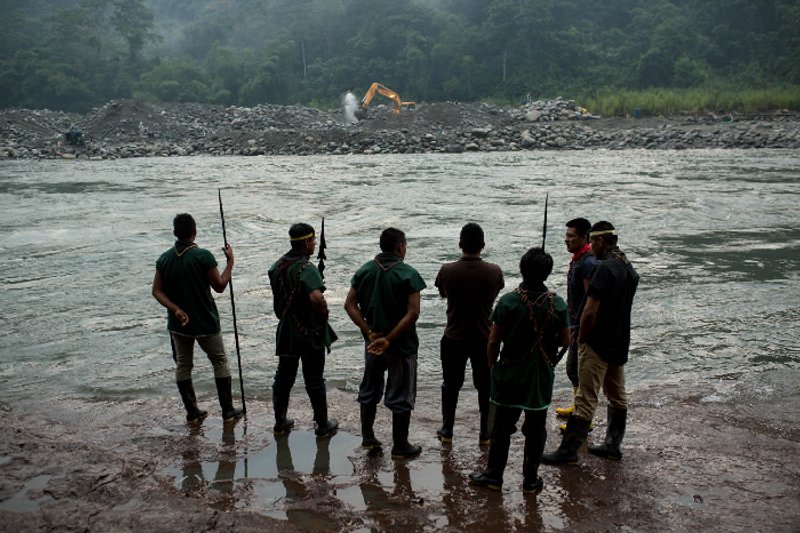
[2,99,798,159]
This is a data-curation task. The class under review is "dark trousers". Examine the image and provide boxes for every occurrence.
[273,350,326,399]
[440,335,490,411]
[357,345,417,413]
[489,405,547,477]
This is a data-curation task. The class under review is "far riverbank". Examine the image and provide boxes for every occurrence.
[2,99,799,160]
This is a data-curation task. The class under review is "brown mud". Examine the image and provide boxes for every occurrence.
[2,376,799,532]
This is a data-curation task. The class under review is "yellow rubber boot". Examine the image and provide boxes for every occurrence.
[559,419,594,433]
[555,387,578,418]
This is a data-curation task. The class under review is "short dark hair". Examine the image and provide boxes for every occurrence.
[520,247,554,284]
[289,222,315,250]
[173,213,196,240]
[566,217,592,237]
[380,227,406,253]
[460,223,485,254]
[590,220,618,246]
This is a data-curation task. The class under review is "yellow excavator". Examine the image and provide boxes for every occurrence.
[355,82,415,120]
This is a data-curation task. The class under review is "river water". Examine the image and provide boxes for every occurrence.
[1,150,799,407]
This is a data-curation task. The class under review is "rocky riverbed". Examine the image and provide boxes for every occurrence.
[1,98,799,160]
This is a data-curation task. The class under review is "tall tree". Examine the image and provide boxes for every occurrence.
[111,0,160,62]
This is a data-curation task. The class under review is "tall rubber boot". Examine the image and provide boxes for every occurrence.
[272,389,295,434]
[522,427,546,493]
[436,387,457,443]
[541,415,590,465]
[308,386,338,439]
[588,406,627,460]
[555,387,579,418]
[478,389,491,445]
[214,377,244,422]
[176,379,207,424]
[360,403,381,449]
[391,411,421,458]
[468,433,510,491]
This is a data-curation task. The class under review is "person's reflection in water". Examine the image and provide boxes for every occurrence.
[440,447,510,529]
[210,423,238,510]
[180,424,206,493]
[521,487,545,530]
[359,455,418,524]
[391,460,414,500]
[181,448,205,493]
[275,434,305,503]
[439,447,467,528]
[313,436,331,476]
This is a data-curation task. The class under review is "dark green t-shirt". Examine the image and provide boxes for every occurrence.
[156,243,220,337]
[350,254,427,357]
[268,253,337,356]
[488,288,569,410]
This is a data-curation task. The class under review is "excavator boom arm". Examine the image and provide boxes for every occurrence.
[360,82,415,115]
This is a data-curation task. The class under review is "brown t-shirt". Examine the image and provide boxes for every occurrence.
[435,256,504,341]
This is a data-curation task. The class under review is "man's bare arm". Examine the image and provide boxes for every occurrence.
[152,269,189,327]
[208,244,234,293]
[367,292,421,355]
[487,323,503,368]
[309,288,329,321]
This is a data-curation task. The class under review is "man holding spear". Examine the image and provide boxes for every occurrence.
[268,222,339,439]
[152,213,244,423]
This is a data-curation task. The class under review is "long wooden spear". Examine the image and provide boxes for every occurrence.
[218,189,246,413]
[542,192,549,250]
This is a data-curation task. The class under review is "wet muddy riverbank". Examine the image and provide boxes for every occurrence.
[2,372,799,532]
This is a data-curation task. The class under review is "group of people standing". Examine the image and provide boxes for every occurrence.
[152,213,638,494]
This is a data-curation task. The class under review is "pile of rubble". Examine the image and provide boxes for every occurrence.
[2,98,799,160]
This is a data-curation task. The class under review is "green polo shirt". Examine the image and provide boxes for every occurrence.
[268,253,337,356]
[489,288,568,410]
[156,243,221,337]
[350,255,427,356]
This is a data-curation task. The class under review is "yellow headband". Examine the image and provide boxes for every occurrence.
[290,232,315,242]
[589,229,617,237]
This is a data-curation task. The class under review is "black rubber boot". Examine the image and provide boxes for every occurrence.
[588,406,627,460]
[436,387,457,443]
[360,403,381,449]
[176,379,207,424]
[214,377,244,422]
[391,411,421,458]
[272,389,295,434]
[522,428,546,493]
[478,389,491,446]
[541,415,590,465]
[308,386,338,439]
[468,433,510,491]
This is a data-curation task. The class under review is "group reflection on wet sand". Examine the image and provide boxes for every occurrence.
[171,417,551,530]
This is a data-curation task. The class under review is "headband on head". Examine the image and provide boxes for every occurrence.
[290,232,315,242]
[589,229,617,237]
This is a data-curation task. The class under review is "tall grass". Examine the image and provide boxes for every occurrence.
[577,86,800,116]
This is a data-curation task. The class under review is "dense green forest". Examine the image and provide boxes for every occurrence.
[1,0,798,112]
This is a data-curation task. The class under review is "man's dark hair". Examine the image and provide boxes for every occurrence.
[590,220,618,246]
[566,217,592,237]
[173,213,196,240]
[289,222,315,250]
[460,223,485,254]
[520,247,554,285]
[380,227,406,253]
